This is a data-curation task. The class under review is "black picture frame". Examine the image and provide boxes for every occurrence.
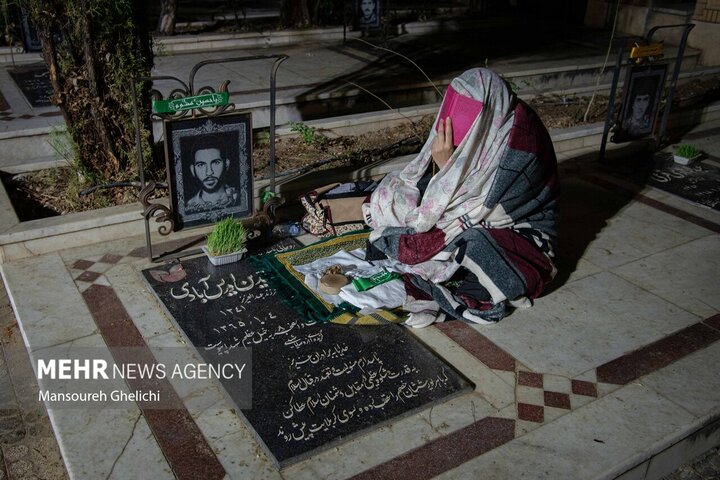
[164,113,253,231]
[618,63,667,140]
[356,0,381,29]
[19,7,43,52]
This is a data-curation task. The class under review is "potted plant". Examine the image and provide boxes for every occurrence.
[673,144,703,165]
[202,217,248,266]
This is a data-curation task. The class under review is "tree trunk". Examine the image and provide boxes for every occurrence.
[26,0,154,182]
[80,2,120,171]
[311,0,323,25]
[157,0,177,35]
[281,0,311,27]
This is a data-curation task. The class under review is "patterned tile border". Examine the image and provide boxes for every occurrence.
[345,314,720,477]
[68,252,139,293]
[597,316,720,385]
[349,417,516,480]
[434,321,515,372]
[64,244,720,479]
[78,263,225,480]
[0,110,61,122]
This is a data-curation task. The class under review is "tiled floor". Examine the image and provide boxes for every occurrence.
[1,157,719,479]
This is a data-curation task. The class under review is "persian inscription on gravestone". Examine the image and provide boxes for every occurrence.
[9,64,53,108]
[143,253,471,466]
[646,155,720,211]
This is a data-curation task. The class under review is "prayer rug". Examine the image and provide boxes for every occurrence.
[251,230,405,325]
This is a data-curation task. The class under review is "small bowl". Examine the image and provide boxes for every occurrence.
[201,246,247,266]
[673,153,701,166]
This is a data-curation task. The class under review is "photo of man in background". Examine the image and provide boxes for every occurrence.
[623,76,657,137]
[184,134,238,213]
[357,0,379,28]
[619,64,666,140]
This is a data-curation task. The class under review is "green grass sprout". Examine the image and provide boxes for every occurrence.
[675,144,702,158]
[206,217,247,256]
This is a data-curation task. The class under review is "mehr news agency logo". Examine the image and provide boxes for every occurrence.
[35,357,248,404]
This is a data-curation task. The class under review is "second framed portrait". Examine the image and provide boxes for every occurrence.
[356,0,380,29]
[618,63,667,140]
[164,113,253,231]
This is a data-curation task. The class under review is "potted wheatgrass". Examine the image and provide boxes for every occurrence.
[202,217,248,266]
[673,144,703,165]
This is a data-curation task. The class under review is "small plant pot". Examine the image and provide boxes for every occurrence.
[201,246,247,266]
[673,154,701,166]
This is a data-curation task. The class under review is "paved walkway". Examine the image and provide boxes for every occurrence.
[1,117,719,478]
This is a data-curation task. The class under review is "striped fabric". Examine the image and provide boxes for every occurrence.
[365,68,558,324]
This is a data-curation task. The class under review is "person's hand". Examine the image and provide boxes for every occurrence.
[432,117,455,169]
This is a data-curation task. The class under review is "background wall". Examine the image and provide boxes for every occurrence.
[584,0,720,66]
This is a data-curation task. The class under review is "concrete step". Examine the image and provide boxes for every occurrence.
[0,126,67,173]
[155,26,355,54]
[0,46,42,65]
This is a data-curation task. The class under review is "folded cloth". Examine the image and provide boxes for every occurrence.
[352,270,402,292]
[294,249,407,310]
[294,249,370,305]
[402,298,446,328]
[339,278,406,311]
[406,310,446,328]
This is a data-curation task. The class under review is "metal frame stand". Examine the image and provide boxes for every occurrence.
[648,24,695,144]
[598,38,627,163]
[130,54,288,262]
[598,23,694,162]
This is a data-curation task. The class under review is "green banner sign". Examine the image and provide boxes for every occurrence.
[152,92,229,114]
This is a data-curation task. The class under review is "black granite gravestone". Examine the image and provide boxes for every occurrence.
[9,64,53,108]
[143,243,471,466]
[645,155,720,212]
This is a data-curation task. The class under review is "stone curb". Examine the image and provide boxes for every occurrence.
[151,18,513,55]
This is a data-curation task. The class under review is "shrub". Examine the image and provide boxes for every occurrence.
[289,121,327,147]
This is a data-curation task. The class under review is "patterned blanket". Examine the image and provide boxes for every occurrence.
[365,68,558,324]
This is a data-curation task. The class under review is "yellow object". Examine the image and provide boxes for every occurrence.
[330,309,406,325]
[630,42,664,62]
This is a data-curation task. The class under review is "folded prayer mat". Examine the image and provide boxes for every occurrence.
[250,231,405,325]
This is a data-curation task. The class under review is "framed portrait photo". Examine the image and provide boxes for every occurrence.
[618,63,667,140]
[164,113,253,231]
[356,0,380,29]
